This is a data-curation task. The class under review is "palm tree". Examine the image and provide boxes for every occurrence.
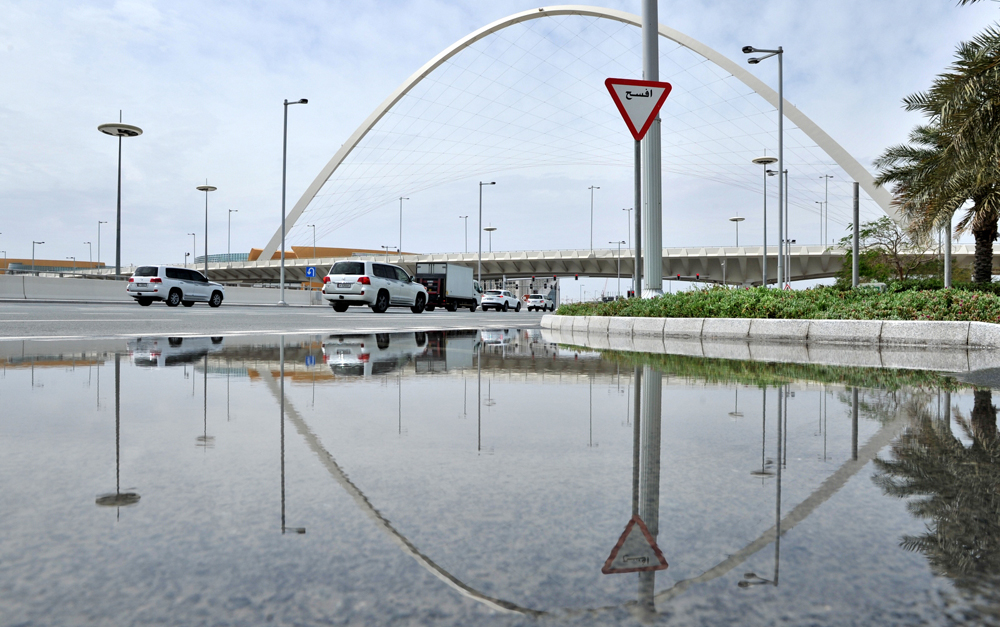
[875,27,1000,282]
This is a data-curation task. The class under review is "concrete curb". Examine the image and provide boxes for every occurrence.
[540,314,1000,348]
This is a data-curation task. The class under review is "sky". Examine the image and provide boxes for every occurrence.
[1,0,998,296]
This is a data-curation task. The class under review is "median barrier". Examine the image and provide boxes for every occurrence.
[0,275,25,299]
[702,318,751,340]
[880,320,970,346]
[23,276,129,301]
[807,320,882,345]
[608,318,634,336]
[662,317,704,338]
[748,318,810,342]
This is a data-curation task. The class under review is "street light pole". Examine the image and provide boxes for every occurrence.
[745,45,784,288]
[196,182,217,278]
[67,257,76,273]
[752,157,777,286]
[459,215,468,254]
[188,233,196,269]
[729,216,745,247]
[821,175,833,246]
[622,207,633,250]
[280,98,308,305]
[97,221,107,269]
[97,115,142,279]
[398,197,409,256]
[32,241,44,275]
[307,224,316,259]
[484,226,497,253]
[84,242,92,268]
[228,209,238,258]
[588,185,600,251]
[478,182,495,285]
[610,240,625,298]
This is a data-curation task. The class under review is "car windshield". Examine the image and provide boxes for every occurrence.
[331,262,364,275]
[485,291,502,296]
[134,266,158,277]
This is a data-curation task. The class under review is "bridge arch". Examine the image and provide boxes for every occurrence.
[260,5,893,261]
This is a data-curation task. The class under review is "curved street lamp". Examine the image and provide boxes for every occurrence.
[97,119,143,279]
[751,156,777,286]
[196,184,217,278]
[280,98,308,305]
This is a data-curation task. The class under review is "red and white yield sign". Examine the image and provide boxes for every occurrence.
[605,78,673,141]
[601,514,669,574]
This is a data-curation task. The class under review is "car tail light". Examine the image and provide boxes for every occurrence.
[323,276,331,283]
[150,277,162,283]
[358,353,370,361]
[128,277,134,282]
[358,276,371,284]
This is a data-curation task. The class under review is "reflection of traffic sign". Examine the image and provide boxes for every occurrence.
[601,514,669,574]
[305,267,316,278]
[305,355,316,367]
[605,78,673,141]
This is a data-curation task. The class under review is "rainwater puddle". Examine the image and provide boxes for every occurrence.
[1,330,998,626]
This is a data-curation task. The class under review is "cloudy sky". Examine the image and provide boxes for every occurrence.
[1,0,997,290]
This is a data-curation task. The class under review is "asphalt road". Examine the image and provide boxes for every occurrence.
[0,301,545,340]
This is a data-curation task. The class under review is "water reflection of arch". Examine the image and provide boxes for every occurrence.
[261,363,908,616]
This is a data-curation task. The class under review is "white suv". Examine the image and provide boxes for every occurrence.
[526,293,555,311]
[481,290,521,312]
[127,266,225,307]
[322,260,428,313]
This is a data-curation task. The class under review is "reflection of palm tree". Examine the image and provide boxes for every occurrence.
[873,390,1000,591]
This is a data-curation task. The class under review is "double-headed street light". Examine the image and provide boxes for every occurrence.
[97,117,143,279]
[196,183,217,278]
[744,44,784,287]
[478,182,495,284]
[280,98,308,306]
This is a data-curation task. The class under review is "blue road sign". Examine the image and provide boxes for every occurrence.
[305,355,316,367]
[305,267,316,278]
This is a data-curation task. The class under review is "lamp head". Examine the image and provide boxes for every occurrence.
[752,156,777,166]
[742,46,755,54]
[748,58,760,65]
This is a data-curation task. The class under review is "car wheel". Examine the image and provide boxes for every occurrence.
[470,304,477,312]
[376,333,390,350]
[166,290,182,307]
[445,301,457,312]
[333,302,349,312]
[209,291,223,308]
[370,290,390,313]
[168,337,183,347]
[426,305,436,312]
[515,302,521,312]
[414,332,427,347]
[211,337,224,344]
[182,300,195,307]
[502,302,509,312]
[137,298,152,307]
[411,293,426,314]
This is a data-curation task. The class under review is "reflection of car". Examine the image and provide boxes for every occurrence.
[480,329,515,345]
[526,293,555,312]
[322,332,429,377]
[322,260,428,314]
[127,265,225,308]
[481,290,520,312]
[127,336,224,367]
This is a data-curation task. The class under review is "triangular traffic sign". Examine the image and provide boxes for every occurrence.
[601,514,669,574]
[605,78,673,142]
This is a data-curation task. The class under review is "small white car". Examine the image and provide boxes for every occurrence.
[322,332,429,376]
[127,265,225,307]
[481,290,521,312]
[526,293,555,312]
[322,260,428,313]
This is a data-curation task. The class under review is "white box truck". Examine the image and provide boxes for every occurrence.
[414,263,481,312]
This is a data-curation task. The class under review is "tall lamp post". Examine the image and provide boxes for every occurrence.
[610,240,625,298]
[280,98,308,306]
[752,156,777,286]
[398,197,409,256]
[478,181,495,285]
[820,174,833,246]
[484,226,497,253]
[84,242,92,269]
[196,183,217,278]
[588,185,600,251]
[97,117,143,279]
[97,221,107,270]
[67,256,76,273]
[745,44,784,287]
[228,209,238,259]
[459,215,468,254]
[729,216,745,246]
[622,207,633,249]
[32,241,44,275]
[307,224,316,259]
[188,233,196,269]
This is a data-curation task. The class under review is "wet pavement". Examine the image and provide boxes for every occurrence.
[2,329,999,626]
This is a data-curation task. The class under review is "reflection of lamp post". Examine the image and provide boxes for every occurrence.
[97,117,143,279]
[279,336,306,534]
[728,388,744,420]
[739,384,783,589]
[196,354,214,449]
[751,388,774,479]
[95,353,140,512]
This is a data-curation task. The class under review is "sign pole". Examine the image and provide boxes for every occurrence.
[634,140,642,297]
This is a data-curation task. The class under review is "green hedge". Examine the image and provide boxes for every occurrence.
[556,286,1000,323]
